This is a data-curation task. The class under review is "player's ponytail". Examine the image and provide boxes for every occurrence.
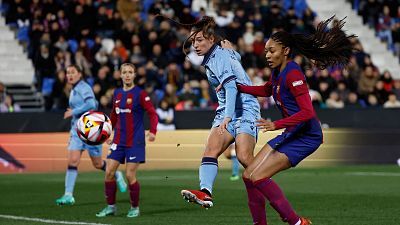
[271,16,356,69]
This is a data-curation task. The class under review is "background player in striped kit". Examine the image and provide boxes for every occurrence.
[96,63,158,218]
[237,17,355,225]
[180,17,265,220]
[56,64,126,206]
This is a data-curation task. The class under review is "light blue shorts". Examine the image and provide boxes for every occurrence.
[68,130,102,157]
[212,110,259,139]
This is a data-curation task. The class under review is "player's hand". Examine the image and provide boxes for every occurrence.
[221,39,233,49]
[106,138,112,145]
[219,117,231,135]
[147,132,156,142]
[64,108,73,119]
[256,118,275,132]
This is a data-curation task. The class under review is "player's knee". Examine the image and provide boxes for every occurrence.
[105,170,115,180]
[126,172,137,184]
[92,161,103,169]
[68,159,80,167]
[236,153,252,167]
[242,169,251,179]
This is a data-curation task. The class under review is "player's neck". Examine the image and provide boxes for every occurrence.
[123,84,135,91]
[279,59,290,72]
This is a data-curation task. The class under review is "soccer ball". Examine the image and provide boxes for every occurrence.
[76,111,112,145]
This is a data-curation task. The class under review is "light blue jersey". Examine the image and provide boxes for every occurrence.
[68,80,101,154]
[201,44,260,138]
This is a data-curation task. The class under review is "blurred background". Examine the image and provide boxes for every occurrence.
[0,1,399,225]
[0,0,399,171]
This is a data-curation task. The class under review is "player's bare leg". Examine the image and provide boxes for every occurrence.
[181,127,233,208]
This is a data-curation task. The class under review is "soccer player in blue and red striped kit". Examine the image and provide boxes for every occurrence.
[237,17,355,225]
[96,63,158,218]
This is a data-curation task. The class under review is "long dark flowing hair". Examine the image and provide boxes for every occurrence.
[271,16,356,69]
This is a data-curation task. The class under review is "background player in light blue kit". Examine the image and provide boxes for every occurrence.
[180,17,265,219]
[56,64,126,205]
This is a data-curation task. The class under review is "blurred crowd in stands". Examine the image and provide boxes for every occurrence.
[1,0,400,116]
[349,0,400,57]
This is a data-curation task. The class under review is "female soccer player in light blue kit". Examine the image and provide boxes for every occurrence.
[56,65,126,205]
[180,17,266,221]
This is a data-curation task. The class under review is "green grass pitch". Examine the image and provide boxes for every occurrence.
[0,165,399,225]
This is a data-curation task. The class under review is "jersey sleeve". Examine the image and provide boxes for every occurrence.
[237,81,272,97]
[215,52,238,119]
[140,91,158,134]
[286,70,308,97]
[273,70,314,129]
[110,90,117,129]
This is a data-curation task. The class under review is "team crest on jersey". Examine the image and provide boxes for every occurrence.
[126,98,132,104]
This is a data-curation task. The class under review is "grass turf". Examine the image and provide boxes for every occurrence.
[0,165,399,225]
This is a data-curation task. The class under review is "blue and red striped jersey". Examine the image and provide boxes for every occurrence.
[110,86,158,147]
[238,61,321,136]
[270,61,320,135]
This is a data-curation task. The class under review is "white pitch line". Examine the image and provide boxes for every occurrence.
[0,214,111,225]
[345,172,400,177]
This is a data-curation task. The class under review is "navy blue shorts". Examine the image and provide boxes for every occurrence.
[268,132,322,166]
[107,143,145,164]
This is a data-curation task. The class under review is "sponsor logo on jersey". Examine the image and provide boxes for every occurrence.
[145,96,150,101]
[292,80,304,87]
[115,100,120,104]
[115,107,131,114]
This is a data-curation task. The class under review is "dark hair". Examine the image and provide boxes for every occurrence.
[156,15,222,55]
[270,16,356,69]
[66,64,87,80]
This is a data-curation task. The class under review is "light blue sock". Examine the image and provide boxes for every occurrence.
[231,156,239,177]
[65,166,78,195]
[199,157,218,194]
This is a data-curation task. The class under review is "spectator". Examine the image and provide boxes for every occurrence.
[358,66,378,99]
[34,44,56,89]
[0,82,6,102]
[326,91,345,109]
[373,80,389,105]
[367,94,380,107]
[178,82,199,107]
[51,70,69,111]
[380,70,393,92]
[156,98,176,131]
[393,80,400,99]
[345,92,363,108]
[383,93,400,108]
[0,95,21,113]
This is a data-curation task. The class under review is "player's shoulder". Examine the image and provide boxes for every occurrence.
[285,62,304,79]
[75,80,92,93]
